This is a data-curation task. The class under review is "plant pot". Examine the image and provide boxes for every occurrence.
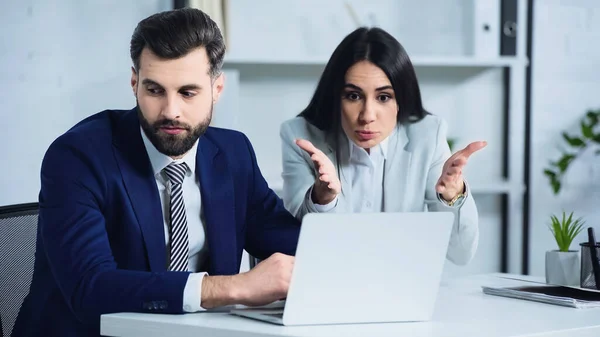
[545,250,580,286]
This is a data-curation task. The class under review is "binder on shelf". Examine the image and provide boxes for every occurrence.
[472,0,500,57]
[173,0,186,9]
[173,0,228,48]
[500,0,518,56]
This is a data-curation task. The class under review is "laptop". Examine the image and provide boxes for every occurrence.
[230,211,455,326]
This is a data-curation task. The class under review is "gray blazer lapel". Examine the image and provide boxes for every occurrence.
[324,131,351,213]
[383,125,412,212]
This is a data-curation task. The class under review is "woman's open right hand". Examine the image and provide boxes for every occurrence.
[295,139,341,205]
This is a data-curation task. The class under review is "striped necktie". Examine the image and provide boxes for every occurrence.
[164,162,189,272]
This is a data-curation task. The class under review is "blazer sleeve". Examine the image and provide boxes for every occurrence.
[241,133,301,260]
[279,121,324,220]
[424,119,480,265]
[38,134,190,324]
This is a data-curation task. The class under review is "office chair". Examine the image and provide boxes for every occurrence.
[0,203,39,337]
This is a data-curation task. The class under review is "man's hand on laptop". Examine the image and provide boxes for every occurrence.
[200,253,294,309]
[237,253,294,306]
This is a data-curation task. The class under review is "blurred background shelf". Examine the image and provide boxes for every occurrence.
[224,55,529,68]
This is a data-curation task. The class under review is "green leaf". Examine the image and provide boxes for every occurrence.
[593,134,600,144]
[565,211,573,228]
[562,132,585,147]
[561,212,570,251]
[545,170,560,195]
[550,214,565,250]
[587,111,599,126]
[556,154,575,173]
[581,121,594,139]
[567,217,584,243]
[551,178,561,194]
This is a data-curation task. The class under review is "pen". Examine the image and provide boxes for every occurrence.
[587,227,600,290]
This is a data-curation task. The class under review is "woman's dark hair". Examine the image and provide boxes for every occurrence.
[130,8,225,78]
[299,27,428,131]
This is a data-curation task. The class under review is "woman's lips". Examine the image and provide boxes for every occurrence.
[355,130,379,141]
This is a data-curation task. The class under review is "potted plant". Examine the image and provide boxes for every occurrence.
[546,211,585,286]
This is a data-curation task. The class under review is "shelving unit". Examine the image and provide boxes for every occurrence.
[224,55,528,68]
[179,0,531,276]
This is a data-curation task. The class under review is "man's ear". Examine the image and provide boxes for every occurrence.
[131,67,138,96]
[212,72,225,103]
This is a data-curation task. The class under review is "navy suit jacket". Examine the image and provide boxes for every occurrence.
[12,108,300,337]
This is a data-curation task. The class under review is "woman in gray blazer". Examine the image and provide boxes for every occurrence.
[279,27,487,265]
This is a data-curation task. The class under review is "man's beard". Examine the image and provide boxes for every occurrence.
[138,104,212,157]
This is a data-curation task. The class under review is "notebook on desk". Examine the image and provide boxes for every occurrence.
[482,285,600,309]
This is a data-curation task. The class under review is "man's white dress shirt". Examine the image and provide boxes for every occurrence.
[141,127,208,312]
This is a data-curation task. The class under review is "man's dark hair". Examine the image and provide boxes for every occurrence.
[130,8,225,77]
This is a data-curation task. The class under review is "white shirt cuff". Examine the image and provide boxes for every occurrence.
[306,185,338,212]
[183,272,208,312]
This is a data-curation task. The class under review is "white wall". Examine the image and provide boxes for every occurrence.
[0,0,172,206]
[529,0,600,276]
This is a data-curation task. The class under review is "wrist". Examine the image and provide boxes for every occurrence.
[311,184,336,205]
[440,182,467,207]
[200,275,240,309]
[442,182,466,201]
[230,273,249,303]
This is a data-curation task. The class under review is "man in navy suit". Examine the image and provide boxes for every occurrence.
[12,8,300,337]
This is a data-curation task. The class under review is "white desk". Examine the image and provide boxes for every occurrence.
[101,274,600,337]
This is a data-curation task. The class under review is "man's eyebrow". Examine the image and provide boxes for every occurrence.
[141,79,163,88]
[179,84,202,91]
[141,79,202,91]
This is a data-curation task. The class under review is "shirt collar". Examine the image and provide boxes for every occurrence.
[140,126,198,177]
[347,130,392,160]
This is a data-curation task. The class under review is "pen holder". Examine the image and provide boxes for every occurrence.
[579,242,600,290]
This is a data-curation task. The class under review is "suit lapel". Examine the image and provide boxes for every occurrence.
[112,109,166,271]
[383,125,412,212]
[196,135,238,275]
[324,132,351,212]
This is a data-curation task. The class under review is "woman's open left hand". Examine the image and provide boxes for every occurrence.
[436,141,487,201]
